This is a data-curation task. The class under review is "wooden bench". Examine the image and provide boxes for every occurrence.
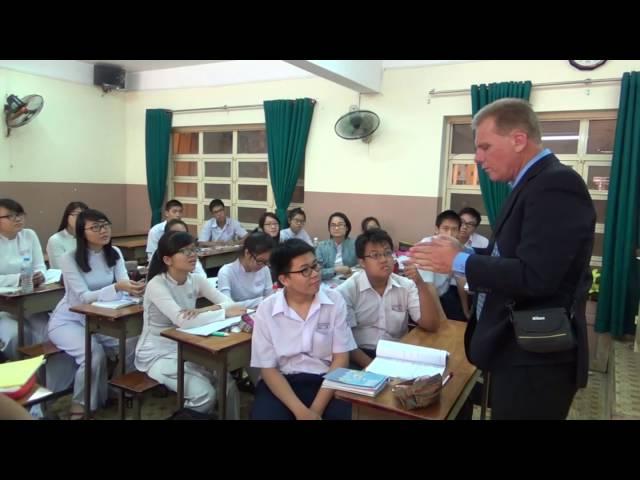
[108,371,161,420]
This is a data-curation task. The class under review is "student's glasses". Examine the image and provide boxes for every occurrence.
[363,251,394,261]
[460,221,478,228]
[178,246,199,257]
[250,252,270,267]
[263,222,279,228]
[85,222,112,233]
[0,213,25,222]
[291,218,306,225]
[285,262,321,278]
[211,208,225,215]
[330,223,346,229]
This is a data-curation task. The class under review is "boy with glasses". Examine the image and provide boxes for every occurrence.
[458,207,489,249]
[337,229,443,368]
[250,239,356,420]
[198,199,248,246]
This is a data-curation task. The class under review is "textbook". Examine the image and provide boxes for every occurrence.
[365,339,449,380]
[92,295,142,309]
[322,368,389,397]
[0,355,45,392]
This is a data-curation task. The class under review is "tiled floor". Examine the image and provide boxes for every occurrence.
[43,339,639,420]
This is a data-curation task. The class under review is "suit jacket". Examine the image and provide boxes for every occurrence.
[464,153,595,387]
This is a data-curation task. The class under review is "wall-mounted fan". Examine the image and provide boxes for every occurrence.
[334,106,380,143]
[4,94,44,137]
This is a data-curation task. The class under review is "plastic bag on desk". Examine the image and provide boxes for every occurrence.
[391,373,443,410]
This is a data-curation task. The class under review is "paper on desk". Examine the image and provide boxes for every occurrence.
[177,317,243,336]
[44,269,62,284]
[0,286,21,295]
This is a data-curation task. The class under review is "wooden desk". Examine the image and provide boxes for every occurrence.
[111,230,148,242]
[113,238,147,264]
[161,328,252,419]
[0,283,65,348]
[336,320,480,420]
[198,245,242,270]
[69,304,144,419]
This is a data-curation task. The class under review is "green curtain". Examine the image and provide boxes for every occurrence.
[145,109,173,226]
[471,81,532,227]
[596,72,640,336]
[264,98,316,225]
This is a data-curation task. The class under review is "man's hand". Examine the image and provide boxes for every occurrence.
[408,236,463,274]
[32,271,45,288]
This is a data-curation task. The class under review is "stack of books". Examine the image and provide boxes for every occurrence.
[322,368,388,397]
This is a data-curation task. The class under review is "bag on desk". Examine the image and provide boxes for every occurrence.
[510,307,576,353]
[391,374,443,410]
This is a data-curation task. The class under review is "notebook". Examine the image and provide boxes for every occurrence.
[92,295,143,309]
[365,339,449,380]
[0,355,45,391]
[322,368,389,397]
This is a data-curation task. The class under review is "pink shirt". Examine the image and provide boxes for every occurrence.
[251,288,356,375]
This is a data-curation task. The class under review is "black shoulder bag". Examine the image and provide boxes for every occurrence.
[509,304,576,353]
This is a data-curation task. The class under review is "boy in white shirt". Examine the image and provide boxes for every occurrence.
[250,239,356,420]
[337,229,443,368]
[146,199,183,262]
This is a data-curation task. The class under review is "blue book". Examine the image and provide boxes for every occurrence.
[322,368,389,397]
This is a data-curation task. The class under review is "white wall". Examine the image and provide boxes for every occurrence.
[125,60,640,199]
[0,68,126,184]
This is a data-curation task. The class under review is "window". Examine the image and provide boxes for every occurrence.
[169,126,305,234]
[443,111,617,266]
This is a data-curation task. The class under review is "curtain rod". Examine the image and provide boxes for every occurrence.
[428,77,621,98]
[172,98,317,114]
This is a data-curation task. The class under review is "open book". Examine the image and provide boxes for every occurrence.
[176,309,256,336]
[322,368,388,397]
[365,339,449,380]
[92,294,143,309]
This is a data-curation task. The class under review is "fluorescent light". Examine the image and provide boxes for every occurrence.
[541,135,579,141]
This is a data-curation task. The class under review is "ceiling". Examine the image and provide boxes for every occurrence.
[79,60,229,72]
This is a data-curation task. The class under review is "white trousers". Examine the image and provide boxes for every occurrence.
[147,354,240,419]
[48,320,137,411]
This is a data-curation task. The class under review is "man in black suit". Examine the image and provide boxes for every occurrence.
[410,99,595,419]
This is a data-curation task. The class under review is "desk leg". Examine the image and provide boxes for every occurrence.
[84,319,92,419]
[480,372,491,420]
[118,328,126,420]
[177,343,185,410]
[216,356,227,420]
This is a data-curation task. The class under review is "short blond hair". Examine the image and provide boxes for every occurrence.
[472,98,542,144]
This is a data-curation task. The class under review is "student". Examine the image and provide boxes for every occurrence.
[361,216,381,232]
[146,199,183,262]
[458,207,489,249]
[257,212,280,244]
[279,207,313,246]
[46,201,89,269]
[217,232,274,308]
[161,219,206,278]
[419,210,468,321]
[0,199,50,360]
[337,229,443,368]
[250,239,356,420]
[198,199,248,246]
[315,212,358,281]
[135,231,244,418]
[48,209,145,419]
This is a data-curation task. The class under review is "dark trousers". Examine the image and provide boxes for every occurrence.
[440,285,467,322]
[250,373,352,420]
[490,362,577,420]
[349,347,377,370]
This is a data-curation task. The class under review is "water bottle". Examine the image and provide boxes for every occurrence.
[20,255,33,294]
[313,237,319,248]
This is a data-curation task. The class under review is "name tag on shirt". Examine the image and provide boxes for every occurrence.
[316,322,330,331]
[391,304,405,313]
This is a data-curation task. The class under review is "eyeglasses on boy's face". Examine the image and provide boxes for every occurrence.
[0,213,25,222]
[363,250,394,261]
[285,261,321,277]
[250,252,270,267]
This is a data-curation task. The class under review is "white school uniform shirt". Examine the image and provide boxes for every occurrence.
[465,232,489,249]
[135,272,234,372]
[146,220,167,261]
[0,229,47,288]
[217,259,272,309]
[251,288,356,375]
[198,218,247,243]
[334,243,343,266]
[279,228,313,246]
[420,236,453,297]
[337,271,421,351]
[46,229,76,270]
[48,247,129,332]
